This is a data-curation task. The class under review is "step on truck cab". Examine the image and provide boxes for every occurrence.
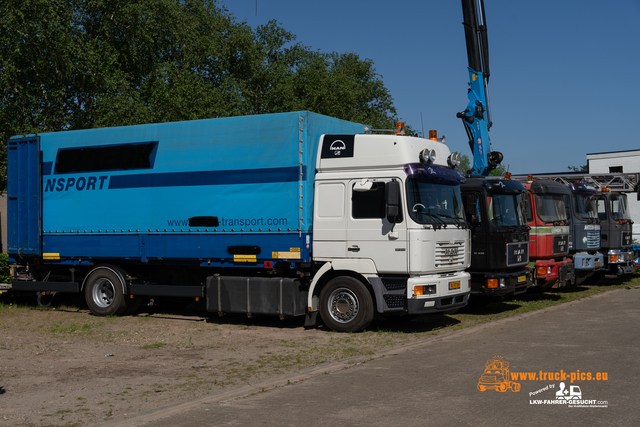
[565,182,604,284]
[8,111,471,332]
[461,176,532,298]
[594,189,634,277]
[523,179,575,288]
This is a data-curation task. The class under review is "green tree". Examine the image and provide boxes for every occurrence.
[568,164,588,172]
[0,0,399,189]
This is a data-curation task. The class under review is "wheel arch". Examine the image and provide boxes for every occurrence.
[308,260,378,312]
[81,264,128,294]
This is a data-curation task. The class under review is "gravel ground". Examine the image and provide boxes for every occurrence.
[0,297,430,426]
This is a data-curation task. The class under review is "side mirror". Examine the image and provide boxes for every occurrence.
[385,181,401,223]
[353,180,373,192]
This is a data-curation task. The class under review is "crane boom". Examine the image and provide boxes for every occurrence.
[458,0,502,176]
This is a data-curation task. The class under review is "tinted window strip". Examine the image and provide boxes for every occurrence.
[54,142,158,174]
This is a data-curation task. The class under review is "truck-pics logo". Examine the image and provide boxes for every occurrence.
[476,356,610,408]
[477,356,521,392]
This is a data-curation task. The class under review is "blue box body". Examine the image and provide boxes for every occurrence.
[8,111,366,266]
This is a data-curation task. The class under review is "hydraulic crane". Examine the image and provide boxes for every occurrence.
[457,0,532,297]
[458,0,503,176]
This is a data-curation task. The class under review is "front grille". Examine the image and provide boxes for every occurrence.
[587,230,600,249]
[384,294,406,308]
[435,240,466,267]
[553,234,569,255]
[381,276,408,291]
[506,242,528,266]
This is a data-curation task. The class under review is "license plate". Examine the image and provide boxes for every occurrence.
[518,275,526,283]
[449,281,460,290]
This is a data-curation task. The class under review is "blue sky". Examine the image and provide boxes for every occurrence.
[223,0,640,174]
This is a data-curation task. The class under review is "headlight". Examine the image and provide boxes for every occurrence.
[420,148,436,164]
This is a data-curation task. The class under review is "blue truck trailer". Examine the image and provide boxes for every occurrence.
[8,111,471,332]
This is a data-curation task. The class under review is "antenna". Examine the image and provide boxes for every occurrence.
[420,112,425,138]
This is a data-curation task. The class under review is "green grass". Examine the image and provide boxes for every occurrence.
[141,342,168,349]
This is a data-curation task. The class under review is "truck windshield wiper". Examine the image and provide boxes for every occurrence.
[417,212,447,229]
[438,213,468,228]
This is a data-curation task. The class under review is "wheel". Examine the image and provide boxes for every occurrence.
[123,296,143,315]
[511,383,521,392]
[319,276,374,332]
[498,382,508,392]
[84,268,128,316]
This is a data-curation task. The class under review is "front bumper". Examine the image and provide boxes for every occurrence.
[573,252,604,271]
[405,271,471,314]
[469,268,532,296]
[530,258,575,288]
[604,249,634,275]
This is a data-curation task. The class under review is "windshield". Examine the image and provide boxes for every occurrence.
[407,178,465,225]
[610,194,631,220]
[572,193,598,221]
[534,193,569,223]
[487,193,527,227]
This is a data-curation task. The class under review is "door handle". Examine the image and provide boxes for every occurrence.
[348,246,360,252]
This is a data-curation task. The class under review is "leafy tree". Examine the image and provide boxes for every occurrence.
[568,164,588,172]
[0,0,398,189]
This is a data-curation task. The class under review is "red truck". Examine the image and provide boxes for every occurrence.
[523,179,575,288]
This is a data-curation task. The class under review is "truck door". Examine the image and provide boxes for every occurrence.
[346,179,407,273]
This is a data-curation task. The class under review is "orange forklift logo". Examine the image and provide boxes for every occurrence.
[478,356,521,392]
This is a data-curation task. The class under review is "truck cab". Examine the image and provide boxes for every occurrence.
[566,182,604,284]
[523,180,575,288]
[312,133,471,327]
[594,189,634,276]
[461,177,532,297]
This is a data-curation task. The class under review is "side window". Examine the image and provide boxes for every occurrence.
[352,182,385,219]
[596,197,607,221]
[463,193,482,225]
[525,193,533,222]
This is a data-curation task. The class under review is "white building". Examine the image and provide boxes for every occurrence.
[587,149,640,240]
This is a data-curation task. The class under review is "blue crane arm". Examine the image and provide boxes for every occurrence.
[458,0,502,176]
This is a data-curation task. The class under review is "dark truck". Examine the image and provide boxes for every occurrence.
[461,176,532,298]
[566,182,604,284]
[594,189,634,277]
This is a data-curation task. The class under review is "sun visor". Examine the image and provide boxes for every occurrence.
[404,163,465,183]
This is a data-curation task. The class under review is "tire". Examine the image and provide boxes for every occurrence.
[123,296,143,315]
[319,276,374,333]
[84,268,128,316]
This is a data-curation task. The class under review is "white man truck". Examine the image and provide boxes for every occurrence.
[8,111,471,332]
